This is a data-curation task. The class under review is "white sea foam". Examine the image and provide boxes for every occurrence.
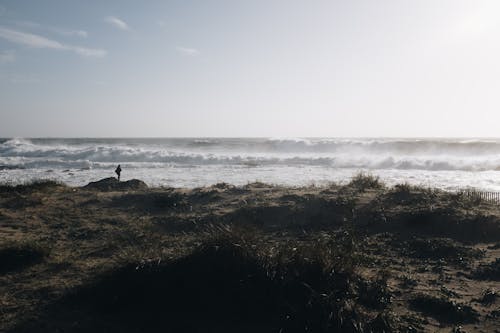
[1,138,500,189]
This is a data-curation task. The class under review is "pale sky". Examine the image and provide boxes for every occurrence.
[1,0,500,137]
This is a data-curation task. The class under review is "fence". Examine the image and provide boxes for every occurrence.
[457,189,500,204]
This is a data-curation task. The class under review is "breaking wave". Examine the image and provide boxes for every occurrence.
[1,137,500,172]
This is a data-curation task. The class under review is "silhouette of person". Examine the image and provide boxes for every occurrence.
[115,164,122,181]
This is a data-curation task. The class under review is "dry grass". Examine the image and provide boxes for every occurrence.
[345,172,384,192]
[12,227,393,333]
[0,180,65,194]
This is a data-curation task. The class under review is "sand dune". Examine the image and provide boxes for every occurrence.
[1,176,500,332]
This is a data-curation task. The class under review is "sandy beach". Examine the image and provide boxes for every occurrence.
[1,175,499,332]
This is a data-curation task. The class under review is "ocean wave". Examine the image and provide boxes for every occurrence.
[2,138,500,171]
[263,138,500,154]
[2,154,500,172]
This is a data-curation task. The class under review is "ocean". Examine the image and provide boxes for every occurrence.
[1,137,500,190]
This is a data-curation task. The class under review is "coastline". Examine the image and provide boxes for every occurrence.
[1,176,500,332]
[4,137,500,191]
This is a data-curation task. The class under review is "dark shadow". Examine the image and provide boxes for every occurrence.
[10,239,388,333]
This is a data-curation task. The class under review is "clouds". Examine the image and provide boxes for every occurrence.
[0,12,200,64]
[175,46,200,56]
[14,20,88,38]
[0,17,198,61]
[104,16,130,31]
[54,28,88,38]
[0,27,63,49]
[0,27,106,58]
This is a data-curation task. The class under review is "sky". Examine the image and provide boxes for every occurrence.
[1,0,500,137]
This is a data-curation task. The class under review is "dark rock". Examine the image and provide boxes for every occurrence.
[83,178,148,191]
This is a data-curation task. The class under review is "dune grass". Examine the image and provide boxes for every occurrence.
[0,179,66,194]
[23,226,395,333]
[346,172,384,192]
[3,177,500,332]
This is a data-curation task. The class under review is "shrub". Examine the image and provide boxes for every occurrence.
[347,173,384,192]
[387,183,437,205]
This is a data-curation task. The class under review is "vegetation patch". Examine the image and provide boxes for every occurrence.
[0,180,65,195]
[5,178,500,332]
[345,173,384,193]
[475,289,497,306]
[357,273,392,310]
[385,183,437,206]
[398,274,418,289]
[3,194,43,209]
[378,209,500,243]
[402,238,483,265]
[449,190,487,209]
[151,216,198,233]
[16,230,395,332]
[409,294,479,324]
[209,182,247,194]
[472,259,500,281]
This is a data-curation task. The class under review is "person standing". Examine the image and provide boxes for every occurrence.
[115,164,122,181]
